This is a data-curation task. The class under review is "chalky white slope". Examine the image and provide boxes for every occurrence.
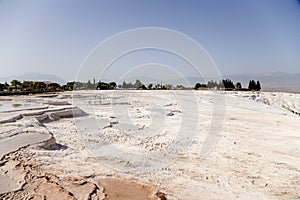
[0,91,299,199]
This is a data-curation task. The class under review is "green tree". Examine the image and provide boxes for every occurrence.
[222,79,235,89]
[109,82,116,89]
[11,79,21,89]
[195,83,201,90]
[207,80,219,89]
[122,81,127,89]
[21,81,33,91]
[165,84,173,90]
[0,83,4,91]
[66,81,75,90]
[96,81,116,90]
[256,81,261,91]
[134,79,143,89]
[248,80,258,90]
[155,83,161,89]
[87,80,93,89]
[236,82,242,89]
[4,82,9,89]
[141,84,147,90]
[195,83,207,89]
[33,81,46,91]
[147,83,153,90]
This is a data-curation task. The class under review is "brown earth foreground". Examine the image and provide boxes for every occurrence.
[0,151,161,200]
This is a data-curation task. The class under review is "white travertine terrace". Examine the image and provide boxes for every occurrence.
[0,90,299,199]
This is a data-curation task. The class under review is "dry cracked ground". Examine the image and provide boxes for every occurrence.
[0,90,299,200]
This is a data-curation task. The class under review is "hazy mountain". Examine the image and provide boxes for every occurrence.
[225,72,300,93]
[116,74,205,86]
[0,73,65,84]
[124,72,300,93]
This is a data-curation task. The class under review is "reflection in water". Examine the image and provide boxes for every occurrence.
[12,104,22,108]
[0,103,44,112]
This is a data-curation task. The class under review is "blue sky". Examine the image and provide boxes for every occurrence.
[0,0,299,82]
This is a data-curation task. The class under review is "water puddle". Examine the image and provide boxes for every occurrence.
[0,103,47,112]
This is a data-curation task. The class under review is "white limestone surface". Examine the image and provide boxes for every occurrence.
[0,90,299,199]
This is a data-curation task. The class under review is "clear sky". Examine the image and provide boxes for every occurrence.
[0,0,299,82]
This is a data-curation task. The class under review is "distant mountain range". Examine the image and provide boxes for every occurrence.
[124,72,300,93]
[224,72,300,93]
[0,73,65,85]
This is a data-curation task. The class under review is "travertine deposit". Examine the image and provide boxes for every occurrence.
[0,90,299,199]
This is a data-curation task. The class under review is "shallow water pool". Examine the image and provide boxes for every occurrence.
[0,103,46,112]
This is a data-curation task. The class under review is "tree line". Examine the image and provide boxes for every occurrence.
[194,79,261,91]
[0,78,261,94]
[0,79,98,93]
[117,80,177,90]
